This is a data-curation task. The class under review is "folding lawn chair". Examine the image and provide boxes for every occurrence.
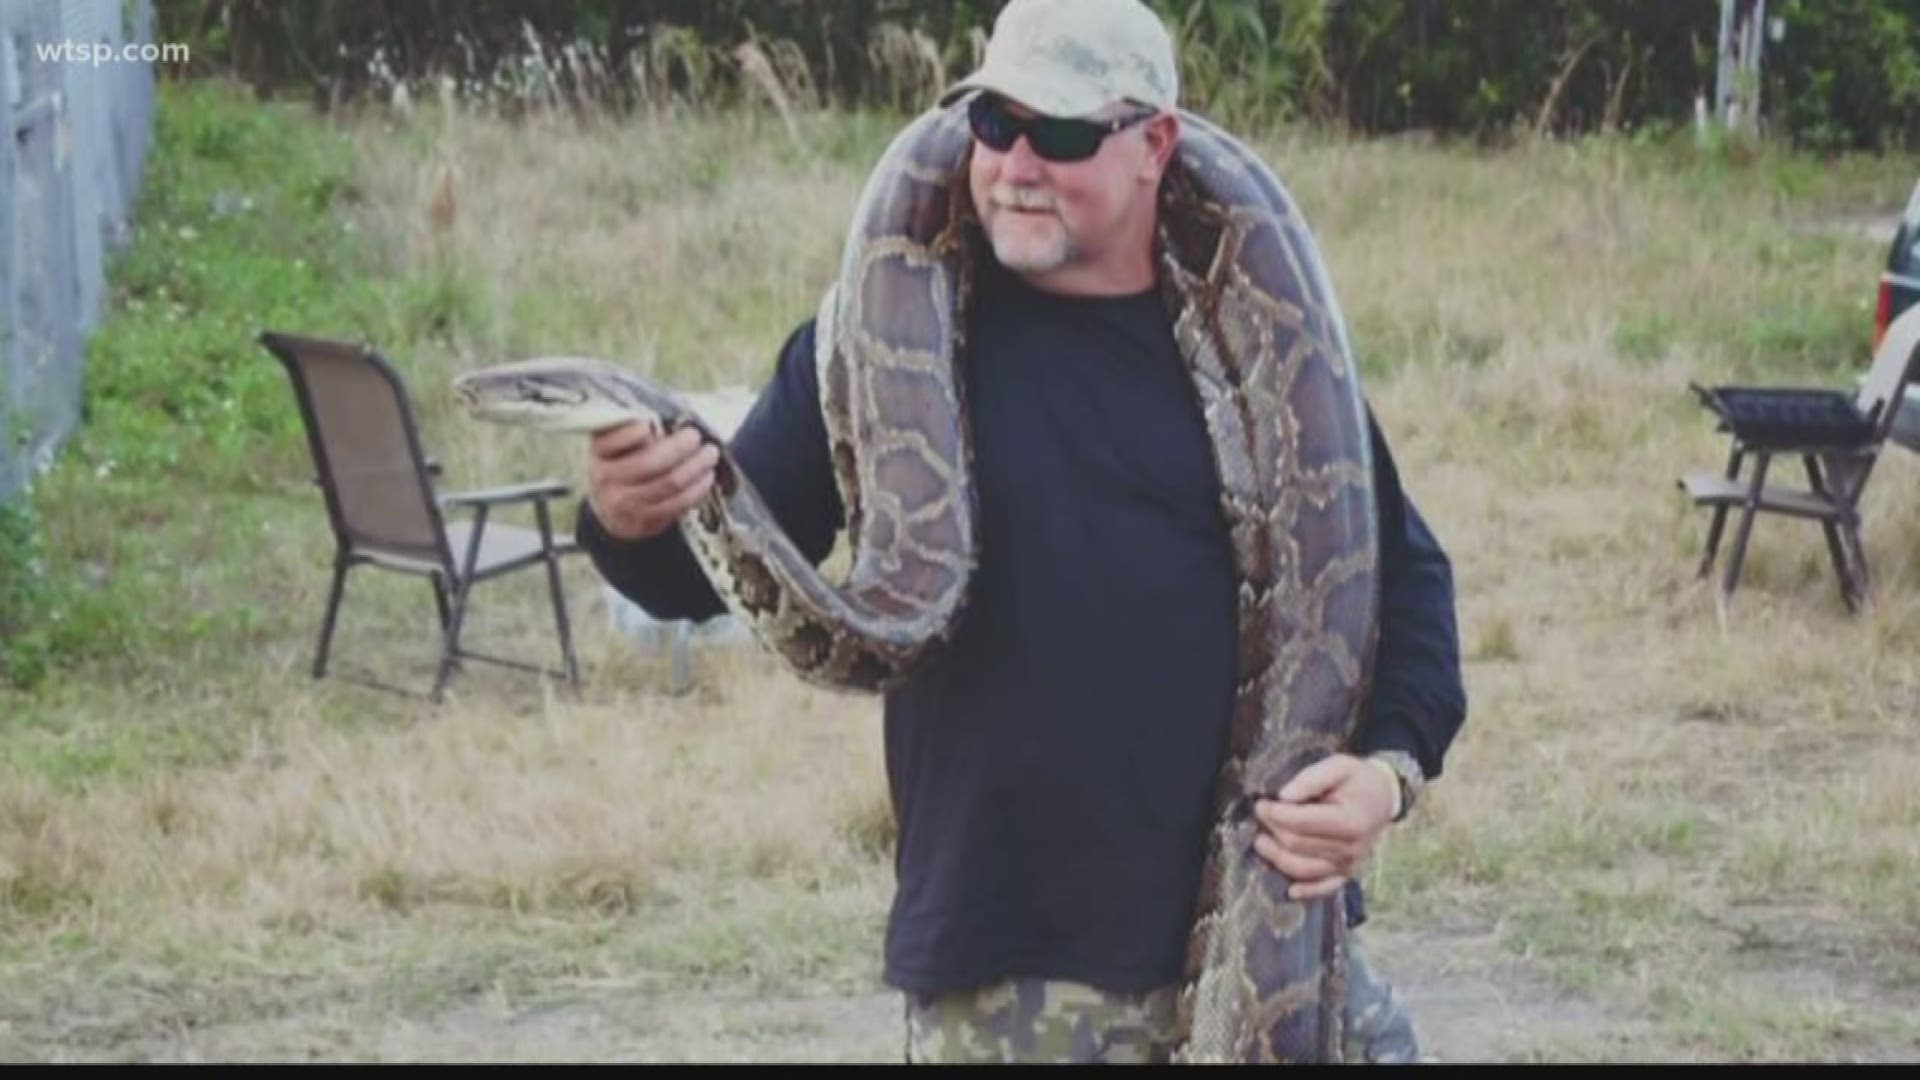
[260,330,581,700]
[1679,306,1920,609]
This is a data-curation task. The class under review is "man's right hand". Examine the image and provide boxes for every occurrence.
[585,421,721,541]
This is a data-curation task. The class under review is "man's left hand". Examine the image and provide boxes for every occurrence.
[1252,753,1398,901]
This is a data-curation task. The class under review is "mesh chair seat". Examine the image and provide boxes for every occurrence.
[358,521,579,579]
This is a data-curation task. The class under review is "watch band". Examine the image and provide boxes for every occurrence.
[1367,750,1425,824]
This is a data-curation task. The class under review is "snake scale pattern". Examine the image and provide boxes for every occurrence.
[455,103,1379,1063]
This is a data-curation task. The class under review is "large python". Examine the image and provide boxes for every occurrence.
[455,104,1379,1063]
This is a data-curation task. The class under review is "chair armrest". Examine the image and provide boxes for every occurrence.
[439,480,571,509]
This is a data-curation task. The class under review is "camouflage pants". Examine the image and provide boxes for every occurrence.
[902,935,1421,1064]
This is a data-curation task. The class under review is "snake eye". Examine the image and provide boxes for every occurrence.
[520,379,587,407]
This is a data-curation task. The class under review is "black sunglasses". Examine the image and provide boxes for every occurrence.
[966,94,1157,163]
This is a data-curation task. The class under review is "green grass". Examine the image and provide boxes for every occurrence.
[2,83,370,692]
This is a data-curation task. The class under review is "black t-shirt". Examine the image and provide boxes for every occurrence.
[880,261,1239,992]
[578,260,1466,995]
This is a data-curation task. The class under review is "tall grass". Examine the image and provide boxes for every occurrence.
[157,2,1920,148]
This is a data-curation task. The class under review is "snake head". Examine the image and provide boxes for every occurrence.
[452,359,656,434]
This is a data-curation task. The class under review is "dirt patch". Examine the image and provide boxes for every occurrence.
[82,927,1670,1062]
[96,988,905,1063]
[374,989,907,1063]
[23,911,1920,1062]
[1361,925,1672,1062]
[1793,211,1899,245]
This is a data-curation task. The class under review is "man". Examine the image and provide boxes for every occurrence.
[578,0,1465,1063]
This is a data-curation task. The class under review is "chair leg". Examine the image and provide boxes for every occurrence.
[1838,514,1872,610]
[1805,455,1863,610]
[430,573,452,631]
[432,577,474,703]
[534,500,580,691]
[1827,452,1880,610]
[1818,520,1857,608]
[1697,446,1745,578]
[1719,452,1771,603]
[314,555,351,678]
[433,508,490,703]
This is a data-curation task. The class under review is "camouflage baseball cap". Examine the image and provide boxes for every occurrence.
[937,0,1179,119]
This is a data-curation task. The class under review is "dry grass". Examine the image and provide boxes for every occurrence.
[4,94,1920,1060]
[2,654,886,927]
[0,635,895,1058]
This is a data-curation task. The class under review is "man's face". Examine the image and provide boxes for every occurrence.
[966,95,1162,286]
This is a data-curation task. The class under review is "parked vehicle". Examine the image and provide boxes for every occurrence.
[1881,176,1920,450]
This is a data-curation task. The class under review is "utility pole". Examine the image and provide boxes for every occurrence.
[1715,0,1769,134]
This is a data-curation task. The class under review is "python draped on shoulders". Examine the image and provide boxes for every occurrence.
[799,107,1377,1062]
[707,103,1379,1063]
[479,105,1381,1062]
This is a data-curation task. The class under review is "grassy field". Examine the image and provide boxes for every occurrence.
[2,81,1918,1061]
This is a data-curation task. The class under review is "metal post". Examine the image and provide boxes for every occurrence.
[669,621,692,695]
[1716,0,1768,134]
[1746,0,1767,133]
[1728,0,1743,122]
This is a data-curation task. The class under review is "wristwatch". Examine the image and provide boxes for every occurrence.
[1366,751,1425,824]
